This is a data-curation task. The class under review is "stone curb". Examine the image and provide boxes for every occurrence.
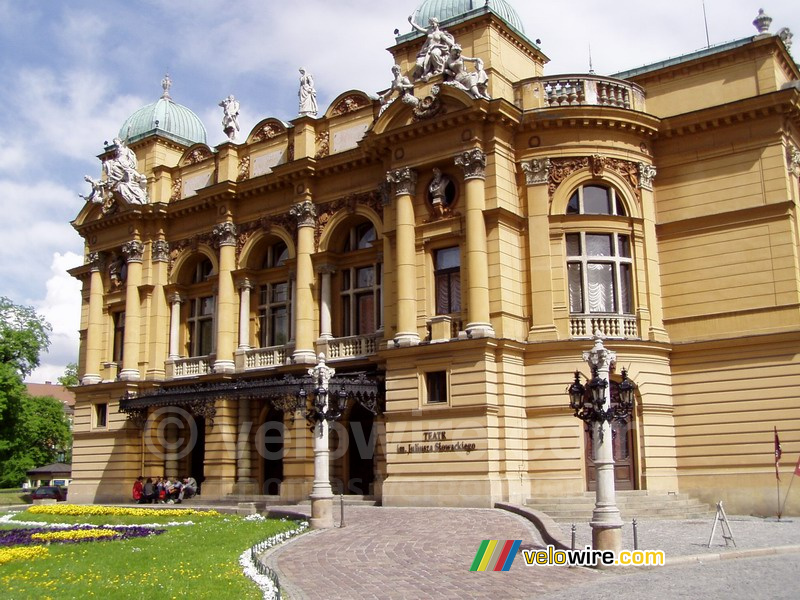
[666,544,800,566]
[495,502,570,550]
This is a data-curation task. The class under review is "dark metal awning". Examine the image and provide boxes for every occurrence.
[118,371,383,427]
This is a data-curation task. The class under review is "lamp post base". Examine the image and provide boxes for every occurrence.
[591,522,622,554]
[310,496,334,529]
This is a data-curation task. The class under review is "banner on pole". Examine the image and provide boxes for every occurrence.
[774,427,782,481]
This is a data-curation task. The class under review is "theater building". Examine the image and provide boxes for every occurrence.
[68,1,800,515]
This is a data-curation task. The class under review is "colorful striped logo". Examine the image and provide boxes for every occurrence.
[470,540,522,571]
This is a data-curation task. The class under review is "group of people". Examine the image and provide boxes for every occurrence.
[132,476,197,504]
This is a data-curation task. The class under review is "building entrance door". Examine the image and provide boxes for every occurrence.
[585,379,636,491]
[259,406,284,495]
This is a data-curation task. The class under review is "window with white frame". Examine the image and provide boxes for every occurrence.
[566,233,632,315]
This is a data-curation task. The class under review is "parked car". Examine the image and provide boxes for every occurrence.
[30,485,67,501]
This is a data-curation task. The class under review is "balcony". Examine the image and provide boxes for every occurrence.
[241,344,293,371]
[539,75,646,111]
[168,355,213,379]
[569,315,638,340]
[324,334,381,361]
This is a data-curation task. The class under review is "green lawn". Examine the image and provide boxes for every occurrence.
[0,490,31,506]
[0,508,303,599]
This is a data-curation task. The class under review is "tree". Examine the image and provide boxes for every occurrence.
[58,362,79,387]
[0,296,52,378]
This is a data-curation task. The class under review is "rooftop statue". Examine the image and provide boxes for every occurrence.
[379,65,419,115]
[219,94,240,141]
[408,15,455,81]
[298,68,318,117]
[102,137,149,205]
[443,44,491,100]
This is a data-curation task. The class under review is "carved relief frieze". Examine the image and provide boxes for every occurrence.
[186,147,213,165]
[548,156,642,202]
[316,189,384,250]
[787,144,800,177]
[315,131,330,159]
[521,158,551,186]
[170,178,182,201]
[590,154,606,177]
[332,94,370,116]
[252,122,286,143]
[237,156,250,182]
[412,85,446,121]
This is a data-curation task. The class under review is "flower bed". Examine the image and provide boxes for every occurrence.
[0,545,49,566]
[26,505,219,518]
[0,525,165,546]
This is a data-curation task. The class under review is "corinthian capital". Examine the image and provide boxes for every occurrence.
[787,144,800,176]
[386,167,418,197]
[455,149,487,180]
[213,222,238,247]
[86,252,102,271]
[121,240,145,263]
[638,162,657,191]
[290,200,317,227]
[151,240,170,262]
[521,158,551,186]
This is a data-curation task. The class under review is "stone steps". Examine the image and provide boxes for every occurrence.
[525,491,712,523]
[297,495,379,507]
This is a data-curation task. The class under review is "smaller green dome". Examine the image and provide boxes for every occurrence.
[119,76,207,147]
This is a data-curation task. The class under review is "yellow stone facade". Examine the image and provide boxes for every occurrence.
[68,8,800,515]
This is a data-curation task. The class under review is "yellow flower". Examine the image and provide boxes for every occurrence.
[0,546,50,566]
[31,529,120,542]
[26,505,219,518]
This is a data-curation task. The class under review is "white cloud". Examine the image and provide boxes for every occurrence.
[27,251,82,384]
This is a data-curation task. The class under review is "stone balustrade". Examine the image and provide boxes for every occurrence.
[539,75,646,111]
[569,315,639,340]
[326,334,381,361]
[243,345,291,370]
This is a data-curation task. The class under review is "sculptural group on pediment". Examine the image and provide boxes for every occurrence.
[380,15,491,108]
[80,138,149,214]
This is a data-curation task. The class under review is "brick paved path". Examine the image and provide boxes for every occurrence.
[267,506,596,600]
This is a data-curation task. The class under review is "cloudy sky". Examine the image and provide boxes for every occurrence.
[0,0,795,383]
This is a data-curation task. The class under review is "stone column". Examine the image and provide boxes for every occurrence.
[583,335,623,553]
[213,222,238,373]
[386,167,420,347]
[317,265,335,340]
[309,354,335,529]
[168,292,184,359]
[455,149,494,338]
[119,240,144,381]
[82,253,104,385]
[291,200,317,364]
[638,163,669,343]
[521,158,559,340]
[147,240,171,380]
[236,397,257,494]
[238,278,253,350]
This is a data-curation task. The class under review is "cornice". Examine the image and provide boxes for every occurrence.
[659,88,800,137]
[656,200,793,239]
[521,106,661,137]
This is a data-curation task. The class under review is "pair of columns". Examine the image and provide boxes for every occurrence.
[387,149,494,346]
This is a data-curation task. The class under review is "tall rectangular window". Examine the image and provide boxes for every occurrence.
[259,282,290,347]
[434,247,461,315]
[566,233,632,315]
[426,371,448,404]
[340,264,380,336]
[112,311,125,363]
[188,296,214,356]
[94,403,108,428]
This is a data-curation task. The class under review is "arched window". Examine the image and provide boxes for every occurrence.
[187,258,215,357]
[257,241,291,347]
[337,221,381,336]
[564,184,635,328]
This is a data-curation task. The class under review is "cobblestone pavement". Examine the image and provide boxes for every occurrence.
[266,506,595,600]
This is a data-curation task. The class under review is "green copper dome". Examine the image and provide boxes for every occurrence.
[412,0,525,33]
[119,77,207,147]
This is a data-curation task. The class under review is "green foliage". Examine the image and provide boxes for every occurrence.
[57,362,79,388]
[0,296,52,379]
[0,298,67,487]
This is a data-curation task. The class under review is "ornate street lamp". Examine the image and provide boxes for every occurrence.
[567,334,637,553]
